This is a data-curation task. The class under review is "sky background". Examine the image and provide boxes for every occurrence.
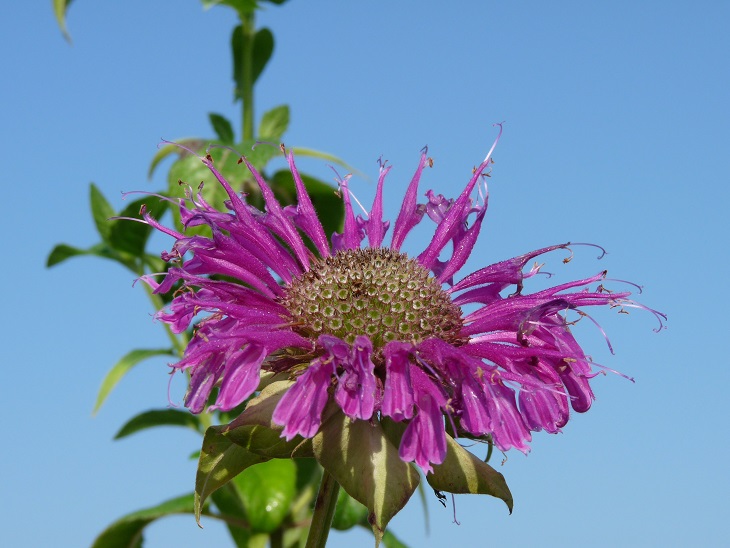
[2,1,728,547]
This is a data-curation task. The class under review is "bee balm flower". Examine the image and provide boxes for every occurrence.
[141,130,663,475]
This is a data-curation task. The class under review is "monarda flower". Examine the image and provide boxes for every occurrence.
[138,129,663,534]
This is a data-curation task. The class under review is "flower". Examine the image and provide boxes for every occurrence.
[140,129,664,475]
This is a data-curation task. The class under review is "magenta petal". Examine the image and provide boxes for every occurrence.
[335,335,377,420]
[390,153,428,250]
[398,387,447,474]
[273,359,335,441]
[210,345,268,411]
[381,341,416,421]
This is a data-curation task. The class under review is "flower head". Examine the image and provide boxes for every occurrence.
[141,130,664,475]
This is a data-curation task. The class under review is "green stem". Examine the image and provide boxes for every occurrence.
[240,11,255,141]
[305,470,340,548]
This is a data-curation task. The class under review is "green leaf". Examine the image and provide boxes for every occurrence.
[258,105,289,141]
[222,380,314,459]
[53,0,73,42]
[269,170,344,237]
[91,493,203,548]
[209,113,235,144]
[108,195,168,257]
[331,488,368,531]
[312,409,420,543]
[90,183,115,242]
[147,138,205,180]
[114,409,203,440]
[195,426,269,524]
[167,141,280,220]
[92,349,174,415]
[233,459,297,533]
[210,485,252,548]
[46,243,89,267]
[202,0,258,14]
[426,434,513,513]
[379,527,410,548]
[289,146,364,177]
[232,26,274,100]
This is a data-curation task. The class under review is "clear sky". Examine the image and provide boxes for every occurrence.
[2,1,728,547]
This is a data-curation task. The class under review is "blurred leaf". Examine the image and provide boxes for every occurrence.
[232,26,274,100]
[258,105,289,141]
[90,183,115,242]
[167,140,280,219]
[269,170,344,237]
[46,242,136,272]
[108,195,168,256]
[332,489,368,531]
[46,243,91,267]
[210,485,252,548]
[147,138,205,180]
[114,409,203,440]
[233,459,297,533]
[209,113,235,144]
[93,348,174,415]
[312,408,420,544]
[426,434,513,513]
[289,146,363,177]
[91,493,204,548]
[379,527,409,548]
[195,426,269,524]
[202,0,258,14]
[53,0,73,42]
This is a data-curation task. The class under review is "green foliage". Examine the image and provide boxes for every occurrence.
[232,25,274,100]
[209,112,236,144]
[258,104,289,141]
[47,1,419,547]
[115,409,204,439]
[90,494,205,548]
[233,459,297,533]
[93,348,174,415]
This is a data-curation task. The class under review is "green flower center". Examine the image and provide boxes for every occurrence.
[281,248,464,349]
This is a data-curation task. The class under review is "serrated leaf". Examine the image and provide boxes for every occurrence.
[209,113,236,144]
[233,459,297,533]
[426,434,513,513]
[258,105,289,141]
[312,409,420,543]
[195,426,269,524]
[90,183,115,242]
[91,493,202,548]
[114,409,203,439]
[93,348,174,415]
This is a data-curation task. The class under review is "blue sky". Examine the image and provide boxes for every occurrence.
[2,1,728,546]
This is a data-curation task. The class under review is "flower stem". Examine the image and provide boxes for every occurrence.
[305,470,340,548]
[239,10,255,142]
